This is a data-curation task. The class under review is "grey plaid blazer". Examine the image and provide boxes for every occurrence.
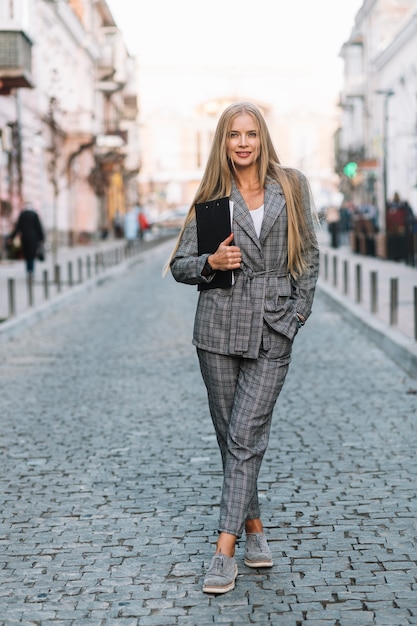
[170,172,319,359]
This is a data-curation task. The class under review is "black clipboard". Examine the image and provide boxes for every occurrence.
[195,196,233,290]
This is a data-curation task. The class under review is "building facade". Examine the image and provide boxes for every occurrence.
[338,0,417,259]
[0,0,140,257]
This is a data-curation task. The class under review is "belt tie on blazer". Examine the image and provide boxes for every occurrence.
[233,266,289,353]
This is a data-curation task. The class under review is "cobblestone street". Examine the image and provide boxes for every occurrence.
[1,240,416,625]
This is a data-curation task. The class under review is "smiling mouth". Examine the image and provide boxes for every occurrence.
[236,152,251,157]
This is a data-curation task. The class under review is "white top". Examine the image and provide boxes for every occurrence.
[250,204,264,237]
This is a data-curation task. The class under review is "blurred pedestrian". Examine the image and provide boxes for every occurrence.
[124,207,138,247]
[166,101,319,594]
[339,201,353,244]
[360,202,378,232]
[7,202,45,275]
[112,211,124,239]
[326,205,340,248]
[138,208,150,240]
[386,191,407,235]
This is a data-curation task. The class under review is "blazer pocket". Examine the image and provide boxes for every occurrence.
[195,288,233,346]
[265,276,292,312]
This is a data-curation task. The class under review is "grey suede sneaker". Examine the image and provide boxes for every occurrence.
[244,532,273,568]
[202,553,238,594]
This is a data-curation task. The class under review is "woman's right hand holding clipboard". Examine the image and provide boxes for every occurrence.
[208,233,242,271]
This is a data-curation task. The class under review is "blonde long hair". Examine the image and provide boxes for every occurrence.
[164,101,316,278]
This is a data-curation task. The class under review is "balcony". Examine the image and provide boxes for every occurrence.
[0,30,34,94]
[96,129,128,150]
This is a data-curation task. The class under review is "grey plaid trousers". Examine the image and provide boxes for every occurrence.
[197,322,292,538]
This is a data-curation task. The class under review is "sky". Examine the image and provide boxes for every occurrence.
[106,0,364,117]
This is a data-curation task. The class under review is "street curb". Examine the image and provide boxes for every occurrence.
[0,254,144,342]
[317,278,417,379]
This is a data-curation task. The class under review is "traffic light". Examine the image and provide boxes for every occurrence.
[343,161,358,178]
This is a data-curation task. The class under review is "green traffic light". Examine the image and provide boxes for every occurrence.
[343,162,358,178]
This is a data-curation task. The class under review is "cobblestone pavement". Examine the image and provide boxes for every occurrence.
[1,240,416,626]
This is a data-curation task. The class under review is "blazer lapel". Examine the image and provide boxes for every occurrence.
[259,182,285,244]
[230,185,262,251]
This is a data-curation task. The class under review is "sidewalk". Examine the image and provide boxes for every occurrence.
[0,231,175,338]
[0,237,139,318]
[316,227,417,378]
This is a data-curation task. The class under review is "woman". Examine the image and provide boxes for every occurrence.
[166,101,319,594]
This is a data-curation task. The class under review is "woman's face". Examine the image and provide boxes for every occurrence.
[226,113,260,168]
